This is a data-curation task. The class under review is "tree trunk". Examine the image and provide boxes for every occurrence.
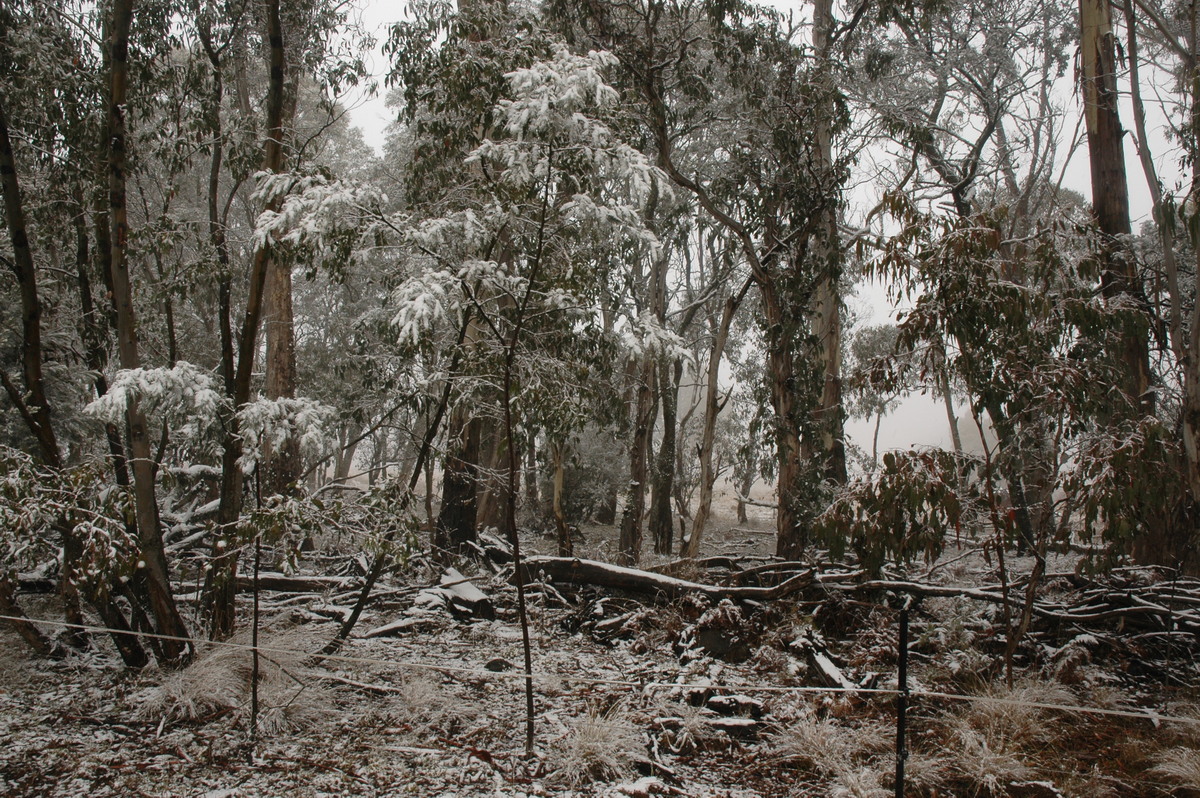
[436,409,482,559]
[1080,0,1151,411]
[107,0,191,664]
[804,0,847,487]
[551,440,572,557]
[939,366,963,457]
[0,579,56,658]
[684,280,748,558]
[0,93,60,467]
[334,422,363,483]
[649,356,679,554]
[523,433,540,516]
[762,282,806,560]
[475,416,510,536]
[263,255,300,495]
[619,355,655,565]
[207,0,288,640]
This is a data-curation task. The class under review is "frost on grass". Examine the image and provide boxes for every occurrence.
[1150,746,1200,791]
[374,675,478,739]
[135,631,334,735]
[548,703,643,786]
[770,708,891,794]
[940,680,1073,795]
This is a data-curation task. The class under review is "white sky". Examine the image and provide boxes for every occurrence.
[340,1,1180,456]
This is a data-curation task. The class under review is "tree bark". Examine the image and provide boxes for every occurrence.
[619,355,655,565]
[436,409,483,559]
[523,433,540,515]
[649,356,679,554]
[806,0,847,487]
[684,279,750,558]
[0,93,60,467]
[551,440,572,557]
[475,416,511,536]
[263,255,300,495]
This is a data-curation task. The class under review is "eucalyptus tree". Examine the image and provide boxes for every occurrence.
[1080,0,1152,411]
[0,0,199,664]
[1117,0,1200,570]
[556,0,854,558]
[860,0,1103,550]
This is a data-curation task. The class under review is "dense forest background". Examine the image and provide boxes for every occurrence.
[2,0,1199,698]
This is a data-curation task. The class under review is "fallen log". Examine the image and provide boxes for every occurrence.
[437,567,495,620]
[519,556,812,601]
[234,572,361,593]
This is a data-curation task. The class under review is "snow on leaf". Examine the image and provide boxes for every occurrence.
[236,397,336,473]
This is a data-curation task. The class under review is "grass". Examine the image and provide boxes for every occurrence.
[135,629,333,735]
[548,702,644,786]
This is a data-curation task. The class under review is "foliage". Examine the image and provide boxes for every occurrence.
[815,448,980,574]
[0,446,137,597]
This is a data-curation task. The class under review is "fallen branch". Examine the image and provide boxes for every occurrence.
[233,573,360,593]
[520,556,812,601]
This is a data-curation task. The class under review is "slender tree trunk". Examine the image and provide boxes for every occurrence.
[523,433,540,516]
[207,0,288,639]
[263,256,300,495]
[619,355,655,565]
[939,367,963,458]
[334,422,363,483]
[551,440,572,557]
[762,282,806,559]
[0,579,57,658]
[107,0,191,664]
[649,356,679,554]
[0,93,59,466]
[685,280,749,558]
[475,417,510,536]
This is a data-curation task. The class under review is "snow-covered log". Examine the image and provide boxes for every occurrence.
[234,572,360,593]
[519,556,812,601]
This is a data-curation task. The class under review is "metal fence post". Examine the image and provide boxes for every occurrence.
[895,598,911,798]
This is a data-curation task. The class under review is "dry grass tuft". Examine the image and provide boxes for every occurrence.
[1150,747,1200,791]
[548,703,643,786]
[938,679,1072,795]
[378,675,475,737]
[135,630,333,735]
[771,709,892,792]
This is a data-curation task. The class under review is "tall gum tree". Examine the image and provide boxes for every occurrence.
[558,0,850,558]
[1080,0,1152,412]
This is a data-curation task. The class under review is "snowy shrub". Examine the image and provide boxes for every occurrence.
[814,448,981,574]
[0,446,138,596]
[251,170,386,261]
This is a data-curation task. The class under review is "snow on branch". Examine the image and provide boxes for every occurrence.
[85,362,225,442]
[236,397,336,473]
[621,311,691,362]
[252,171,386,254]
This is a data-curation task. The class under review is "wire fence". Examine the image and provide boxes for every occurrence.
[3,612,1197,729]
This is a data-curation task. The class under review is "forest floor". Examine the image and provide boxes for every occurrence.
[2,514,1199,798]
